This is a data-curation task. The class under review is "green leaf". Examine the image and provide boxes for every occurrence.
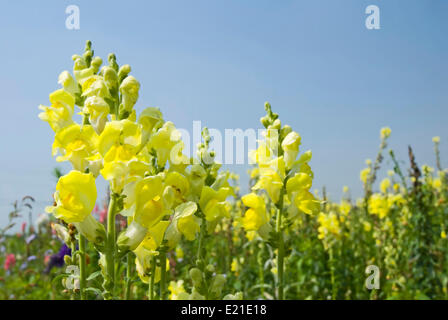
[51,273,69,286]
[86,271,102,281]
[85,287,103,297]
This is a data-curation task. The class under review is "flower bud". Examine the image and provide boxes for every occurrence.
[210,274,226,297]
[205,264,215,274]
[223,292,243,300]
[280,125,292,140]
[73,56,87,71]
[73,214,106,245]
[189,267,203,288]
[264,101,271,112]
[91,56,102,74]
[51,223,71,245]
[189,288,206,300]
[102,66,118,91]
[58,71,80,97]
[118,64,131,83]
[260,116,270,128]
[119,76,140,112]
[117,220,147,251]
[108,53,119,72]
[272,119,281,130]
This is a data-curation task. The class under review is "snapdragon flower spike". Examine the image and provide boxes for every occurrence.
[242,102,320,236]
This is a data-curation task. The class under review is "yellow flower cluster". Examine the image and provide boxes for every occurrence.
[317,212,341,240]
[39,42,235,285]
[242,102,320,238]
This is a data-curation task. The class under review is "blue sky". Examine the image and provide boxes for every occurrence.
[0,0,447,228]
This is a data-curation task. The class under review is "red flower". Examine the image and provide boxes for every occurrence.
[4,254,16,271]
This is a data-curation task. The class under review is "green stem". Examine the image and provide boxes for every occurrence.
[78,233,87,300]
[257,246,265,297]
[276,189,285,300]
[103,193,117,300]
[125,252,132,300]
[149,256,156,300]
[329,245,337,300]
[197,216,206,262]
[159,250,167,300]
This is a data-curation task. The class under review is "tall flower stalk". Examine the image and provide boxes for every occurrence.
[241,102,320,299]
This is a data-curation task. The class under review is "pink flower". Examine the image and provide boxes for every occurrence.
[21,222,27,234]
[4,254,16,271]
[99,208,107,224]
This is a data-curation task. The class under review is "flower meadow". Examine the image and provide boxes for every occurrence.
[0,41,447,300]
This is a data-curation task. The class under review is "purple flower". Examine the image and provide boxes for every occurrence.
[25,234,37,245]
[44,244,71,274]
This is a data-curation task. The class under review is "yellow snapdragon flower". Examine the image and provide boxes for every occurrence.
[134,247,169,284]
[231,257,240,276]
[286,173,319,215]
[164,171,190,206]
[380,127,391,140]
[339,200,351,216]
[164,202,199,246]
[58,71,80,96]
[241,193,268,231]
[433,178,442,190]
[117,175,166,250]
[98,119,143,161]
[317,212,341,240]
[148,121,183,168]
[248,143,271,166]
[47,170,96,222]
[281,131,301,169]
[46,171,105,244]
[168,280,187,300]
[138,107,164,143]
[368,193,390,219]
[38,89,75,132]
[380,178,391,194]
[52,123,99,172]
[252,157,286,204]
[360,167,371,184]
[82,96,110,134]
[199,186,232,221]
